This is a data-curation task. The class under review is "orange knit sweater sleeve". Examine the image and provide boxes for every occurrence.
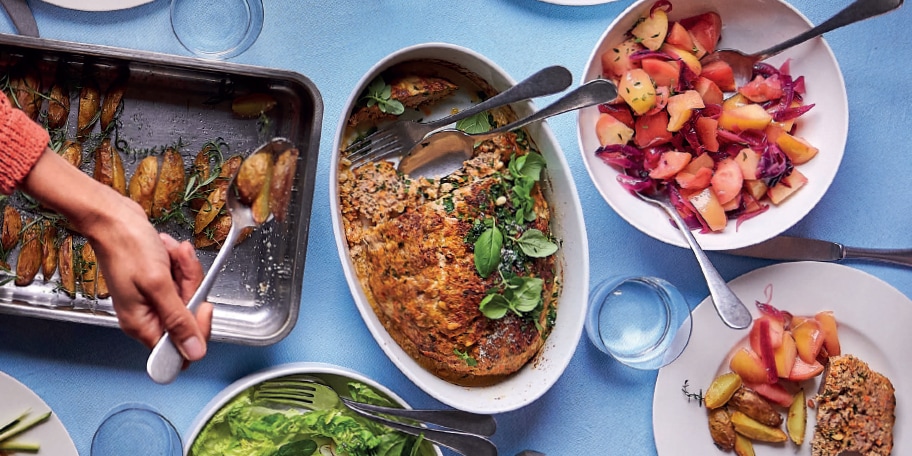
[0,94,49,195]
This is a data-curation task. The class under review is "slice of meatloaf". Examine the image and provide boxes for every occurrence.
[347,75,457,127]
[812,354,896,456]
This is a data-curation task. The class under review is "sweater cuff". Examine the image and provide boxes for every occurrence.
[0,96,49,195]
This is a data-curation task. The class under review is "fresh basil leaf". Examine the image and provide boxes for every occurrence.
[473,226,503,278]
[515,229,558,257]
[479,293,510,319]
[367,77,386,95]
[383,99,405,115]
[456,111,492,135]
[518,152,546,181]
[275,439,317,456]
[380,84,392,100]
[505,276,543,312]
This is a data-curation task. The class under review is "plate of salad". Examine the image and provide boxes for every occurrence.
[185,362,441,456]
[576,0,847,251]
[0,370,77,455]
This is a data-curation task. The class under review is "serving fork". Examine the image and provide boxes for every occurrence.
[344,65,572,168]
[252,374,498,456]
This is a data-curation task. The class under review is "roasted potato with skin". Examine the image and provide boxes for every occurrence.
[47,82,70,130]
[77,80,101,138]
[100,80,126,132]
[728,387,783,427]
[787,388,807,445]
[1,205,21,253]
[151,148,186,219]
[59,140,82,168]
[705,372,743,409]
[269,147,298,223]
[733,433,755,456]
[57,235,75,297]
[194,154,242,234]
[7,67,41,120]
[708,407,736,450]
[193,213,252,249]
[189,146,214,211]
[14,221,41,286]
[80,242,97,299]
[235,151,271,206]
[129,155,159,218]
[231,93,277,119]
[251,158,273,225]
[729,411,788,443]
[93,139,127,195]
[40,221,57,280]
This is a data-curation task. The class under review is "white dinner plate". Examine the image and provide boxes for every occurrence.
[40,0,152,12]
[653,262,908,455]
[536,0,618,5]
[0,371,77,456]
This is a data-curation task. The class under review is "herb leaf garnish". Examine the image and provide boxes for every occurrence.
[363,77,405,115]
[473,220,503,278]
[513,229,558,258]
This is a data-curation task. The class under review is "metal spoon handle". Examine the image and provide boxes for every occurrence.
[146,222,244,384]
[477,79,617,140]
[340,397,497,436]
[423,65,572,130]
[755,0,903,60]
[843,245,912,267]
[645,195,752,329]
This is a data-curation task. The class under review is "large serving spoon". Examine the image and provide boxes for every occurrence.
[636,190,752,330]
[703,0,903,88]
[397,78,618,179]
[146,138,293,384]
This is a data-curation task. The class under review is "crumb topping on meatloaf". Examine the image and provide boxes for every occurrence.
[812,354,896,456]
[339,109,559,386]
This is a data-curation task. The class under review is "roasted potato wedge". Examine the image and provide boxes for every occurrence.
[730,411,788,443]
[129,155,160,217]
[59,140,83,168]
[733,433,755,456]
[193,213,252,249]
[269,147,298,222]
[7,67,41,120]
[14,221,41,286]
[189,146,214,211]
[40,221,57,280]
[236,151,271,206]
[194,186,226,235]
[1,205,21,253]
[93,139,127,195]
[705,372,743,409]
[80,242,97,299]
[77,80,101,138]
[57,235,75,298]
[151,148,186,219]
[47,82,70,130]
[729,387,783,427]
[100,80,126,131]
[787,388,806,445]
[708,408,736,451]
[231,93,277,118]
[251,158,273,225]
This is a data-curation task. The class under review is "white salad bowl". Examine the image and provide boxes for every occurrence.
[330,43,589,414]
[577,0,848,250]
[184,362,443,455]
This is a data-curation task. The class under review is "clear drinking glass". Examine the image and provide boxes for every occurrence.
[91,403,181,456]
[586,275,693,370]
[170,0,264,59]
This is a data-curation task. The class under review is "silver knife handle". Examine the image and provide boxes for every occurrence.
[842,246,912,267]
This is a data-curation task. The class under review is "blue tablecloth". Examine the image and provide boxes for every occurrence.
[0,0,910,454]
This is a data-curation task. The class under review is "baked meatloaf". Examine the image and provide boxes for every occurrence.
[340,99,560,386]
[812,354,896,456]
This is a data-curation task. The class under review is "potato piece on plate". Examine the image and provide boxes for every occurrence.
[129,155,159,218]
[269,147,298,222]
[151,148,186,219]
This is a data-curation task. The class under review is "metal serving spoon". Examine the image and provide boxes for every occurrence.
[703,0,903,88]
[636,190,752,330]
[397,78,618,179]
[146,138,293,384]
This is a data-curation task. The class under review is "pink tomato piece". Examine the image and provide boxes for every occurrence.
[649,151,692,180]
[711,158,743,205]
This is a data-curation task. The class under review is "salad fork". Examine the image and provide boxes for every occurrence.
[253,375,498,456]
[345,65,572,168]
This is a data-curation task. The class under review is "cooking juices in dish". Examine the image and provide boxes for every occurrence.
[592,1,819,233]
[338,61,561,386]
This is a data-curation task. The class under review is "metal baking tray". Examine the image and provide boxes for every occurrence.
[0,33,322,345]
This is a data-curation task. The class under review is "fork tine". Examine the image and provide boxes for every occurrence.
[349,144,404,168]
[345,130,396,157]
[346,136,401,165]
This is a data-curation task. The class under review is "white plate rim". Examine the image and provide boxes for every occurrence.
[653,261,909,455]
[0,370,77,456]
[328,42,589,414]
[576,0,849,251]
[40,0,152,12]
[536,0,620,5]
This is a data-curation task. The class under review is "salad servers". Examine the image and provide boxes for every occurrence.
[398,78,618,179]
[146,138,293,384]
[636,190,752,330]
[253,374,498,455]
[702,0,903,87]
[345,65,572,167]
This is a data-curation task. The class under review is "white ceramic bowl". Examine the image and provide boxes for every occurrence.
[330,43,589,414]
[183,362,442,455]
[577,0,848,250]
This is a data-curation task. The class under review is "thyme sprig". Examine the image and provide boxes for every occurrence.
[682,380,705,406]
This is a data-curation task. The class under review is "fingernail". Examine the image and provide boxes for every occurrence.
[159,232,179,248]
[180,336,205,360]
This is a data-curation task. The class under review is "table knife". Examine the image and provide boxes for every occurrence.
[723,235,912,267]
[0,0,38,37]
